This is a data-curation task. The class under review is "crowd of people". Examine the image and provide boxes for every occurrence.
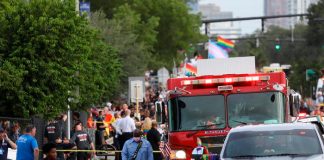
[0,120,21,143]
[42,85,167,160]
[0,86,168,160]
[300,92,324,116]
[87,100,167,160]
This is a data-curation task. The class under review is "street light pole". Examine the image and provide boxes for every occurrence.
[65,0,79,140]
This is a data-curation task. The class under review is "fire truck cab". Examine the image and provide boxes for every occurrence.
[166,57,300,159]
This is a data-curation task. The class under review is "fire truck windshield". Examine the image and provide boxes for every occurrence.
[168,95,225,131]
[228,92,285,127]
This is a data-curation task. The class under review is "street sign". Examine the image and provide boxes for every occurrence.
[79,2,90,16]
[130,80,144,103]
[128,77,145,104]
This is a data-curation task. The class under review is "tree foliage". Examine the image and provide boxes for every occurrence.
[0,0,121,118]
[90,6,158,77]
[90,0,205,69]
[307,0,324,46]
[234,24,323,96]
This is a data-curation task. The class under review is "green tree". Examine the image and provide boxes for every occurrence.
[0,0,121,118]
[234,24,322,95]
[90,6,158,91]
[91,0,206,68]
[233,32,268,68]
[90,0,128,19]
[131,0,205,67]
[307,0,324,46]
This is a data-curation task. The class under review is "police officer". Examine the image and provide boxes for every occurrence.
[70,122,95,160]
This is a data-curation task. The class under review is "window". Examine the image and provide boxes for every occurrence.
[169,95,225,131]
[224,129,323,158]
[228,92,285,127]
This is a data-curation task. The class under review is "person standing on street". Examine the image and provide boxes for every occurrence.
[122,129,153,160]
[119,110,136,149]
[70,122,95,160]
[147,121,162,160]
[95,110,106,147]
[111,112,122,150]
[44,117,75,160]
[16,125,39,160]
[103,106,115,138]
[142,110,152,138]
[121,104,129,112]
[0,128,17,160]
[44,119,64,144]
[8,123,20,143]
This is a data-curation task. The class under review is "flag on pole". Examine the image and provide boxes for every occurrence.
[208,40,229,59]
[160,141,171,159]
[217,36,235,49]
[185,63,197,76]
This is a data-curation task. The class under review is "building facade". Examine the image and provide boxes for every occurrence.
[264,0,319,30]
[264,0,290,29]
[198,3,241,39]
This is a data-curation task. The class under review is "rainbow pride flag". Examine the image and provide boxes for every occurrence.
[185,63,197,76]
[217,36,234,49]
[208,40,228,59]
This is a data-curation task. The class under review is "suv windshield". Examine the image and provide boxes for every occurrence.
[228,92,285,127]
[223,129,323,158]
[168,95,225,131]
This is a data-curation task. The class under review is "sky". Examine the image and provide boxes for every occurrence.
[200,0,264,34]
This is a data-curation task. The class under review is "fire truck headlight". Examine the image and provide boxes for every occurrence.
[170,150,187,159]
[174,150,186,159]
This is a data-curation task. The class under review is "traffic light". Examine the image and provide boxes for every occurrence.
[275,38,281,52]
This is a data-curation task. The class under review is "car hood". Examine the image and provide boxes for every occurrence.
[222,154,324,160]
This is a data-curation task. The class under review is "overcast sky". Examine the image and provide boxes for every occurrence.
[200,0,264,34]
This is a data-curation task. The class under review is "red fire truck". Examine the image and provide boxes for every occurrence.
[165,58,300,159]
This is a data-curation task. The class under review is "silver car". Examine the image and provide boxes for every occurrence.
[220,123,324,160]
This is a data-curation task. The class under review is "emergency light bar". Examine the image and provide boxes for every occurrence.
[181,75,270,86]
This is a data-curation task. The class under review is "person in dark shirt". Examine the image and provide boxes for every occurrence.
[147,121,162,160]
[44,118,74,160]
[70,122,95,160]
[8,123,20,143]
[0,128,17,160]
[44,121,63,144]
[42,143,57,160]
[149,103,156,119]
[95,111,106,147]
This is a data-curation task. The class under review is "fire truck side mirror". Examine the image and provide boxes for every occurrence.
[289,92,300,117]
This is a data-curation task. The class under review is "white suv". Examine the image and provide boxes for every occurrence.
[220,123,324,160]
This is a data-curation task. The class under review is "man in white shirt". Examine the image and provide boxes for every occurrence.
[118,110,136,149]
[111,112,123,150]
